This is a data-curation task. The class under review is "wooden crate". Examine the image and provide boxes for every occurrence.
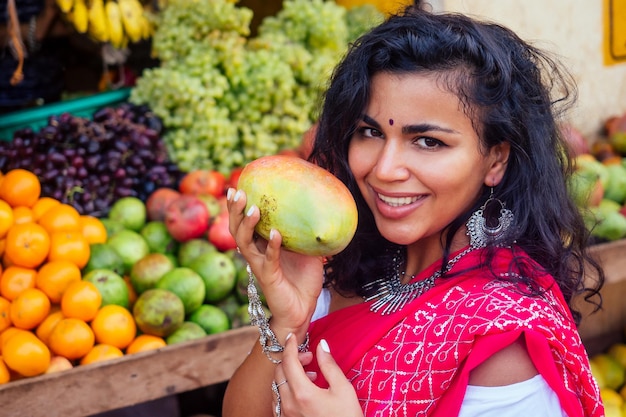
[577,239,626,355]
[0,326,257,417]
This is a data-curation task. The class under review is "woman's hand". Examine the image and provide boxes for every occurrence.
[227,188,324,337]
[273,334,363,417]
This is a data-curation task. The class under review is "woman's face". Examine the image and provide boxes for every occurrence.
[348,72,509,248]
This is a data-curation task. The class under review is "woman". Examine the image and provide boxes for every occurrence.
[223,3,604,417]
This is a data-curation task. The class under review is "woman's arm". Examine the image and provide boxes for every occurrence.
[222,189,323,417]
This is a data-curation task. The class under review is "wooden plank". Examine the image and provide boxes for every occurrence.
[0,326,257,417]
[578,239,626,354]
[587,239,626,285]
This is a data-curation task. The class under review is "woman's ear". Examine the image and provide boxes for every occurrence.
[485,142,511,186]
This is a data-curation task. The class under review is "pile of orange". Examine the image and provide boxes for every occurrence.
[0,169,166,384]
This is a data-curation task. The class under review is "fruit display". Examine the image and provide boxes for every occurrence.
[589,340,626,416]
[564,118,626,242]
[0,103,185,218]
[0,3,625,412]
[56,0,154,48]
[0,167,252,384]
[238,155,358,256]
[129,0,384,175]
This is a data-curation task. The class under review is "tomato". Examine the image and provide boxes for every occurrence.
[178,170,226,198]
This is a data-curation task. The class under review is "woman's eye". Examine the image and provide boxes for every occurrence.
[359,127,383,138]
[416,137,444,149]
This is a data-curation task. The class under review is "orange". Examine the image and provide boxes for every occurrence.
[2,330,50,377]
[61,280,102,322]
[0,200,14,239]
[0,356,10,383]
[0,265,37,301]
[31,197,60,222]
[35,260,82,303]
[11,206,34,225]
[10,288,51,330]
[36,310,65,345]
[78,215,108,244]
[4,222,50,269]
[90,305,136,349]
[47,317,94,360]
[37,203,81,235]
[0,327,23,353]
[0,169,41,208]
[79,343,124,365]
[47,231,90,269]
[0,296,10,333]
[126,334,166,354]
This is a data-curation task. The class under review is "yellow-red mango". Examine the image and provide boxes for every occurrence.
[238,155,358,256]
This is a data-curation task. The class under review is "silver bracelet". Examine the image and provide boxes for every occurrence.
[246,263,309,364]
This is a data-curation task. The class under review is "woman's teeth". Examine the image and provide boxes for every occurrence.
[378,194,419,207]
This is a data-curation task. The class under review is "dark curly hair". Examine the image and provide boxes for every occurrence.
[308,4,603,324]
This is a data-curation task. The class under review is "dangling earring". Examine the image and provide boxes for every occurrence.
[466,187,515,249]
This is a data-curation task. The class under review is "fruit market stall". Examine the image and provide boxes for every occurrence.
[2,0,626,416]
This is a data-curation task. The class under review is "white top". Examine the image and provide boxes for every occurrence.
[312,288,568,416]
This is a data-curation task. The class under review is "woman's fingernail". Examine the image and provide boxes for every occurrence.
[226,188,234,201]
[285,332,293,341]
[269,228,276,240]
[234,190,242,202]
[246,205,255,217]
[320,339,330,353]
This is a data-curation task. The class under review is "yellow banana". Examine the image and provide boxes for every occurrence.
[88,0,109,42]
[105,0,125,48]
[139,14,154,40]
[117,0,143,43]
[56,0,74,13]
[72,0,88,33]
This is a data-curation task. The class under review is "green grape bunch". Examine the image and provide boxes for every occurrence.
[130,0,384,175]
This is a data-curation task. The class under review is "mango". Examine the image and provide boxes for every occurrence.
[238,155,358,256]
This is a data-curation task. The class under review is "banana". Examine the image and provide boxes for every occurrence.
[56,0,74,13]
[105,0,125,48]
[71,0,89,33]
[88,0,109,42]
[140,2,157,40]
[139,14,154,40]
[117,0,143,43]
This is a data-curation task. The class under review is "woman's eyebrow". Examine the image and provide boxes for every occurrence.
[362,114,458,135]
[402,123,458,135]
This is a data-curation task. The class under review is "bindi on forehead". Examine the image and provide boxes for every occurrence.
[389,119,394,126]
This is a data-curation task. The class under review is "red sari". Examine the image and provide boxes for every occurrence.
[306,246,603,417]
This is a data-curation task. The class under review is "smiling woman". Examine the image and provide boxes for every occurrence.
[223,2,605,417]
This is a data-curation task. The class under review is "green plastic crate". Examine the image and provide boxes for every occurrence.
[0,88,132,141]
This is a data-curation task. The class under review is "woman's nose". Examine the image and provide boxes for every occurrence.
[373,139,410,182]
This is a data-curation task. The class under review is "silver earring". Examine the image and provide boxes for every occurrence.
[466,188,514,249]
